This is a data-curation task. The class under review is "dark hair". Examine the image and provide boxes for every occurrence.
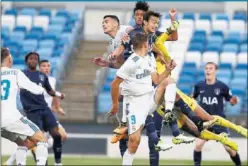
[103,15,120,26]
[133,1,149,14]
[206,62,218,70]
[131,33,148,50]
[39,59,49,66]
[25,52,40,63]
[1,48,10,64]
[143,10,161,22]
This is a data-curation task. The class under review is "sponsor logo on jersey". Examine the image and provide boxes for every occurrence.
[202,97,218,105]
[214,88,220,95]
[39,75,44,81]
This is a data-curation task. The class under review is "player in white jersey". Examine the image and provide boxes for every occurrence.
[1,48,48,165]
[109,33,177,165]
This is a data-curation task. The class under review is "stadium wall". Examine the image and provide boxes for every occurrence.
[2,135,247,161]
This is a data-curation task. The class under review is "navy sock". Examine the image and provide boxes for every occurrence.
[119,138,128,157]
[53,134,62,164]
[169,119,180,137]
[148,137,159,166]
[193,150,202,166]
[230,153,241,166]
[145,115,159,145]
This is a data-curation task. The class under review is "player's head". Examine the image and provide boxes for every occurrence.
[131,33,148,53]
[205,62,218,81]
[133,1,149,26]
[143,10,161,33]
[1,47,13,67]
[25,52,40,70]
[39,59,51,76]
[102,15,120,35]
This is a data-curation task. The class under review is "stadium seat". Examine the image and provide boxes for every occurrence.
[9,31,25,43]
[52,49,63,57]
[215,13,229,21]
[224,32,241,45]
[20,8,37,16]
[14,58,25,65]
[4,8,18,16]
[206,43,222,52]
[226,102,242,115]
[231,77,247,88]
[14,26,27,33]
[191,35,206,43]
[25,32,43,40]
[242,33,247,44]
[195,20,211,34]
[232,88,245,96]
[236,64,247,70]
[185,51,202,68]
[39,8,52,17]
[212,20,228,32]
[50,16,66,25]
[178,84,192,95]
[2,15,16,30]
[202,51,219,64]
[188,42,205,52]
[2,26,10,36]
[233,12,247,22]
[37,48,53,58]
[178,75,195,85]
[183,13,195,20]
[208,36,223,45]
[211,30,224,38]
[219,63,232,70]
[233,69,247,78]
[220,52,237,67]
[39,40,55,49]
[199,13,212,21]
[222,44,239,53]
[56,9,70,18]
[240,44,247,53]
[217,69,232,78]
[16,15,32,30]
[97,92,111,113]
[30,26,44,33]
[22,39,38,49]
[218,76,230,85]
[237,52,248,64]
[229,20,246,33]
[33,16,50,31]
[42,33,58,40]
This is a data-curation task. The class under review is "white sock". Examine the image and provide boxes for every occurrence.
[36,142,48,165]
[122,150,135,166]
[122,107,127,123]
[164,83,177,111]
[6,150,16,165]
[16,146,28,165]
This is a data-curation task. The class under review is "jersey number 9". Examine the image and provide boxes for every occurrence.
[1,80,10,100]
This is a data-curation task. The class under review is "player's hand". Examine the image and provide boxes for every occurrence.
[121,33,130,44]
[166,59,177,71]
[125,27,133,34]
[169,8,177,21]
[92,57,109,67]
[60,93,65,100]
[108,53,116,61]
[107,104,119,117]
[230,96,239,105]
[53,107,65,116]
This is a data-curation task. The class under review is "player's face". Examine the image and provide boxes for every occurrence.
[205,64,217,80]
[102,17,115,34]
[144,16,159,33]
[134,9,145,25]
[39,62,51,75]
[27,54,38,70]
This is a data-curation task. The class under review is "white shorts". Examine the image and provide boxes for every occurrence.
[123,91,158,135]
[1,117,40,142]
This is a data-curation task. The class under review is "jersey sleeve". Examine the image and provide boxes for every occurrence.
[16,70,44,95]
[223,84,233,101]
[44,74,53,93]
[116,58,136,80]
[192,84,200,99]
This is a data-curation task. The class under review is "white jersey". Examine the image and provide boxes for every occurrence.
[116,53,156,96]
[44,76,56,108]
[107,25,132,54]
[1,67,45,127]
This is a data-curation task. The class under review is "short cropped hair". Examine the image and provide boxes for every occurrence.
[25,52,40,63]
[103,15,120,26]
[1,48,10,64]
[131,33,148,50]
[133,1,149,14]
[39,59,49,66]
[143,10,161,22]
[206,62,218,70]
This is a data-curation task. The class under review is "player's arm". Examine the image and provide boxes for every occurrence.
[44,75,65,99]
[17,70,45,95]
[224,85,238,105]
[192,84,200,99]
[167,8,178,41]
[151,69,171,85]
[50,79,65,115]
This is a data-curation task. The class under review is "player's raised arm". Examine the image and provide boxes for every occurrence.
[167,8,179,41]
[16,70,45,95]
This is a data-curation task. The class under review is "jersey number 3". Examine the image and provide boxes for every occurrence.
[1,80,10,100]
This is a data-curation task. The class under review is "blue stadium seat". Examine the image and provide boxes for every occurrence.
[1,33,8,41]
[56,39,68,49]
[63,26,73,33]
[4,8,18,16]
[30,26,44,33]
[22,39,38,51]
[178,75,195,85]
[188,42,205,52]
[10,32,25,43]
[242,34,247,44]
[199,13,212,21]
[191,35,206,43]
[103,81,111,92]
[233,69,247,78]
[236,64,247,70]
[39,8,52,17]
[215,13,229,21]
[226,102,242,115]
[42,33,57,40]
[2,26,10,35]
[208,36,223,45]
[224,34,241,45]
[222,44,239,53]
[193,30,206,37]
[52,49,63,57]
[233,12,247,21]
[37,48,53,58]
[14,26,27,33]
[183,62,197,70]
[231,88,245,96]
[14,58,25,65]
[231,77,247,87]
[178,84,192,95]
[197,75,205,83]
[4,40,21,49]
[240,44,247,53]
[20,8,37,16]
[61,32,73,41]
[218,76,230,85]
[219,63,232,70]
[97,92,111,113]
[50,16,66,25]
[56,9,70,18]
[47,24,64,34]
[206,43,222,52]
[9,48,19,58]
[25,32,43,40]
[183,13,195,20]
[211,30,224,38]
[217,69,232,78]
[39,39,55,49]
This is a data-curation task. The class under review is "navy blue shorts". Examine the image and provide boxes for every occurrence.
[208,126,230,135]
[26,108,58,132]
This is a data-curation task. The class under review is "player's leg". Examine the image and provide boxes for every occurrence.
[43,109,63,165]
[224,145,242,166]
[194,138,206,166]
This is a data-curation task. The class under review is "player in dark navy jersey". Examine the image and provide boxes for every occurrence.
[193,62,241,166]
[20,52,65,165]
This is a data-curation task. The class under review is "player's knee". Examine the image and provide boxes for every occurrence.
[224,145,236,156]
[31,131,47,143]
[195,138,205,151]
[129,133,141,150]
[60,131,67,141]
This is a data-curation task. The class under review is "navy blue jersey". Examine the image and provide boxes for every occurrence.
[20,69,52,112]
[193,80,232,118]
[122,27,163,60]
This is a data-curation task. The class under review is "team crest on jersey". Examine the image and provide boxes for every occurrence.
[39,75,44,81]
[214,88,220,95]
